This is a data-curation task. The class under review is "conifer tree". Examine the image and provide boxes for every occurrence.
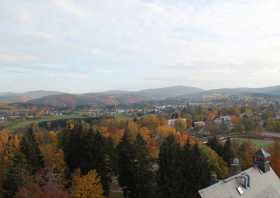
[2,153,28,198]
[117,133,155,198]
[61,123,111,197]
[157,137,212,198]
[104,137,118,175]
[157,135,182,198]
[20,126,44,174]
[86,132,111,197]
[222,138,235,165]
[60,122,83,174]
[188,144,211,198]
[207,136,223,157]
[117,132,135,197]
[133,134,154,198]
[180,141,192,196]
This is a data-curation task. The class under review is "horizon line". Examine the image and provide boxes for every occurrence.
[2,84,280,95]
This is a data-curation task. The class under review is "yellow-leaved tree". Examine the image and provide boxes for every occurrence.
[269,141,280,176]
[72,169,104,198]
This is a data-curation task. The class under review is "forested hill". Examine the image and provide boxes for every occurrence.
[0,90,63,103]
[26,86,204,107]
[2,85,280,107]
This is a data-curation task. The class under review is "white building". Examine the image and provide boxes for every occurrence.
[194,121,206,128]
[214,116,232,125]
[168,118,187,128]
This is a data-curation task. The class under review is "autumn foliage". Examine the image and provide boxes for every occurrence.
[269,141,280,176]
[1,112,271,198]
[72,169,104,198]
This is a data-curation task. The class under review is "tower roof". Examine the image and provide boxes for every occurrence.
[255,148,271,159]
[199,166,280,198]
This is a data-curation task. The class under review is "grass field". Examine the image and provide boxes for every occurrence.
[109,192,123,198]
[4,115,86,132]
[232,138,274,149]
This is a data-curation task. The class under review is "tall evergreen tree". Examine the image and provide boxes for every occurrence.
[157,135,183,198]
[117,131,136,198]
[188,144,211,198]
[222,138,235,165]
[20,126,44,174]
[133,134,154,198]
[60,122,111,197]
[180,141,192,196]
[82,131,111,197]
[157,136,212,198]
[60,122,83,174]
[2,153,27,198]
[104,137,118,176]
[207,136,223,156]
[117,133,155,198]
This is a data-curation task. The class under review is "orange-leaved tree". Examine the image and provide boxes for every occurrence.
[269,141,280,176]
[72,169,104,198]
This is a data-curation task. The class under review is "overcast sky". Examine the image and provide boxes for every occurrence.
[1,0,280,93]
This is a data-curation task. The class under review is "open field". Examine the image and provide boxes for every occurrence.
[109,192,123,198]
[232,138,274,149]
[3,115,86,132]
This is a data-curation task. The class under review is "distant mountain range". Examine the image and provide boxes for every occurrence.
[0,91,64,103]
[1,85,280,107]
[27,86,203,107]
[189,86,280,100]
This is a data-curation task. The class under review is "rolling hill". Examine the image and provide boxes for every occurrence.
[185,86,280,100]
[29,93,150,107]
[1,85,280,107]
[27,86,204,107]
[136,86,204,99]
[0,91,64,103]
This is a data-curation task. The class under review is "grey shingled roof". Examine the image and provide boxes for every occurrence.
[199,166,280,198]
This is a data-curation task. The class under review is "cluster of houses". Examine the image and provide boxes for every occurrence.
[45,110,64,116]
[0,111,23,122]
[166,114,243,140]
[84,106,170,118]
[193,115,233,128]
[0,111,37,122]
[167,115,234,132]
[0,114,7,122]
[270,111,280,120]
[0,108,65,123]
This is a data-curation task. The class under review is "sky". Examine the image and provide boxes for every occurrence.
[1,0,280,93]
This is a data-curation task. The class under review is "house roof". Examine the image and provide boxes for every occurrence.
[199,166,280,198]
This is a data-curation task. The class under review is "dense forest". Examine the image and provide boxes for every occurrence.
[1,114,280,198]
